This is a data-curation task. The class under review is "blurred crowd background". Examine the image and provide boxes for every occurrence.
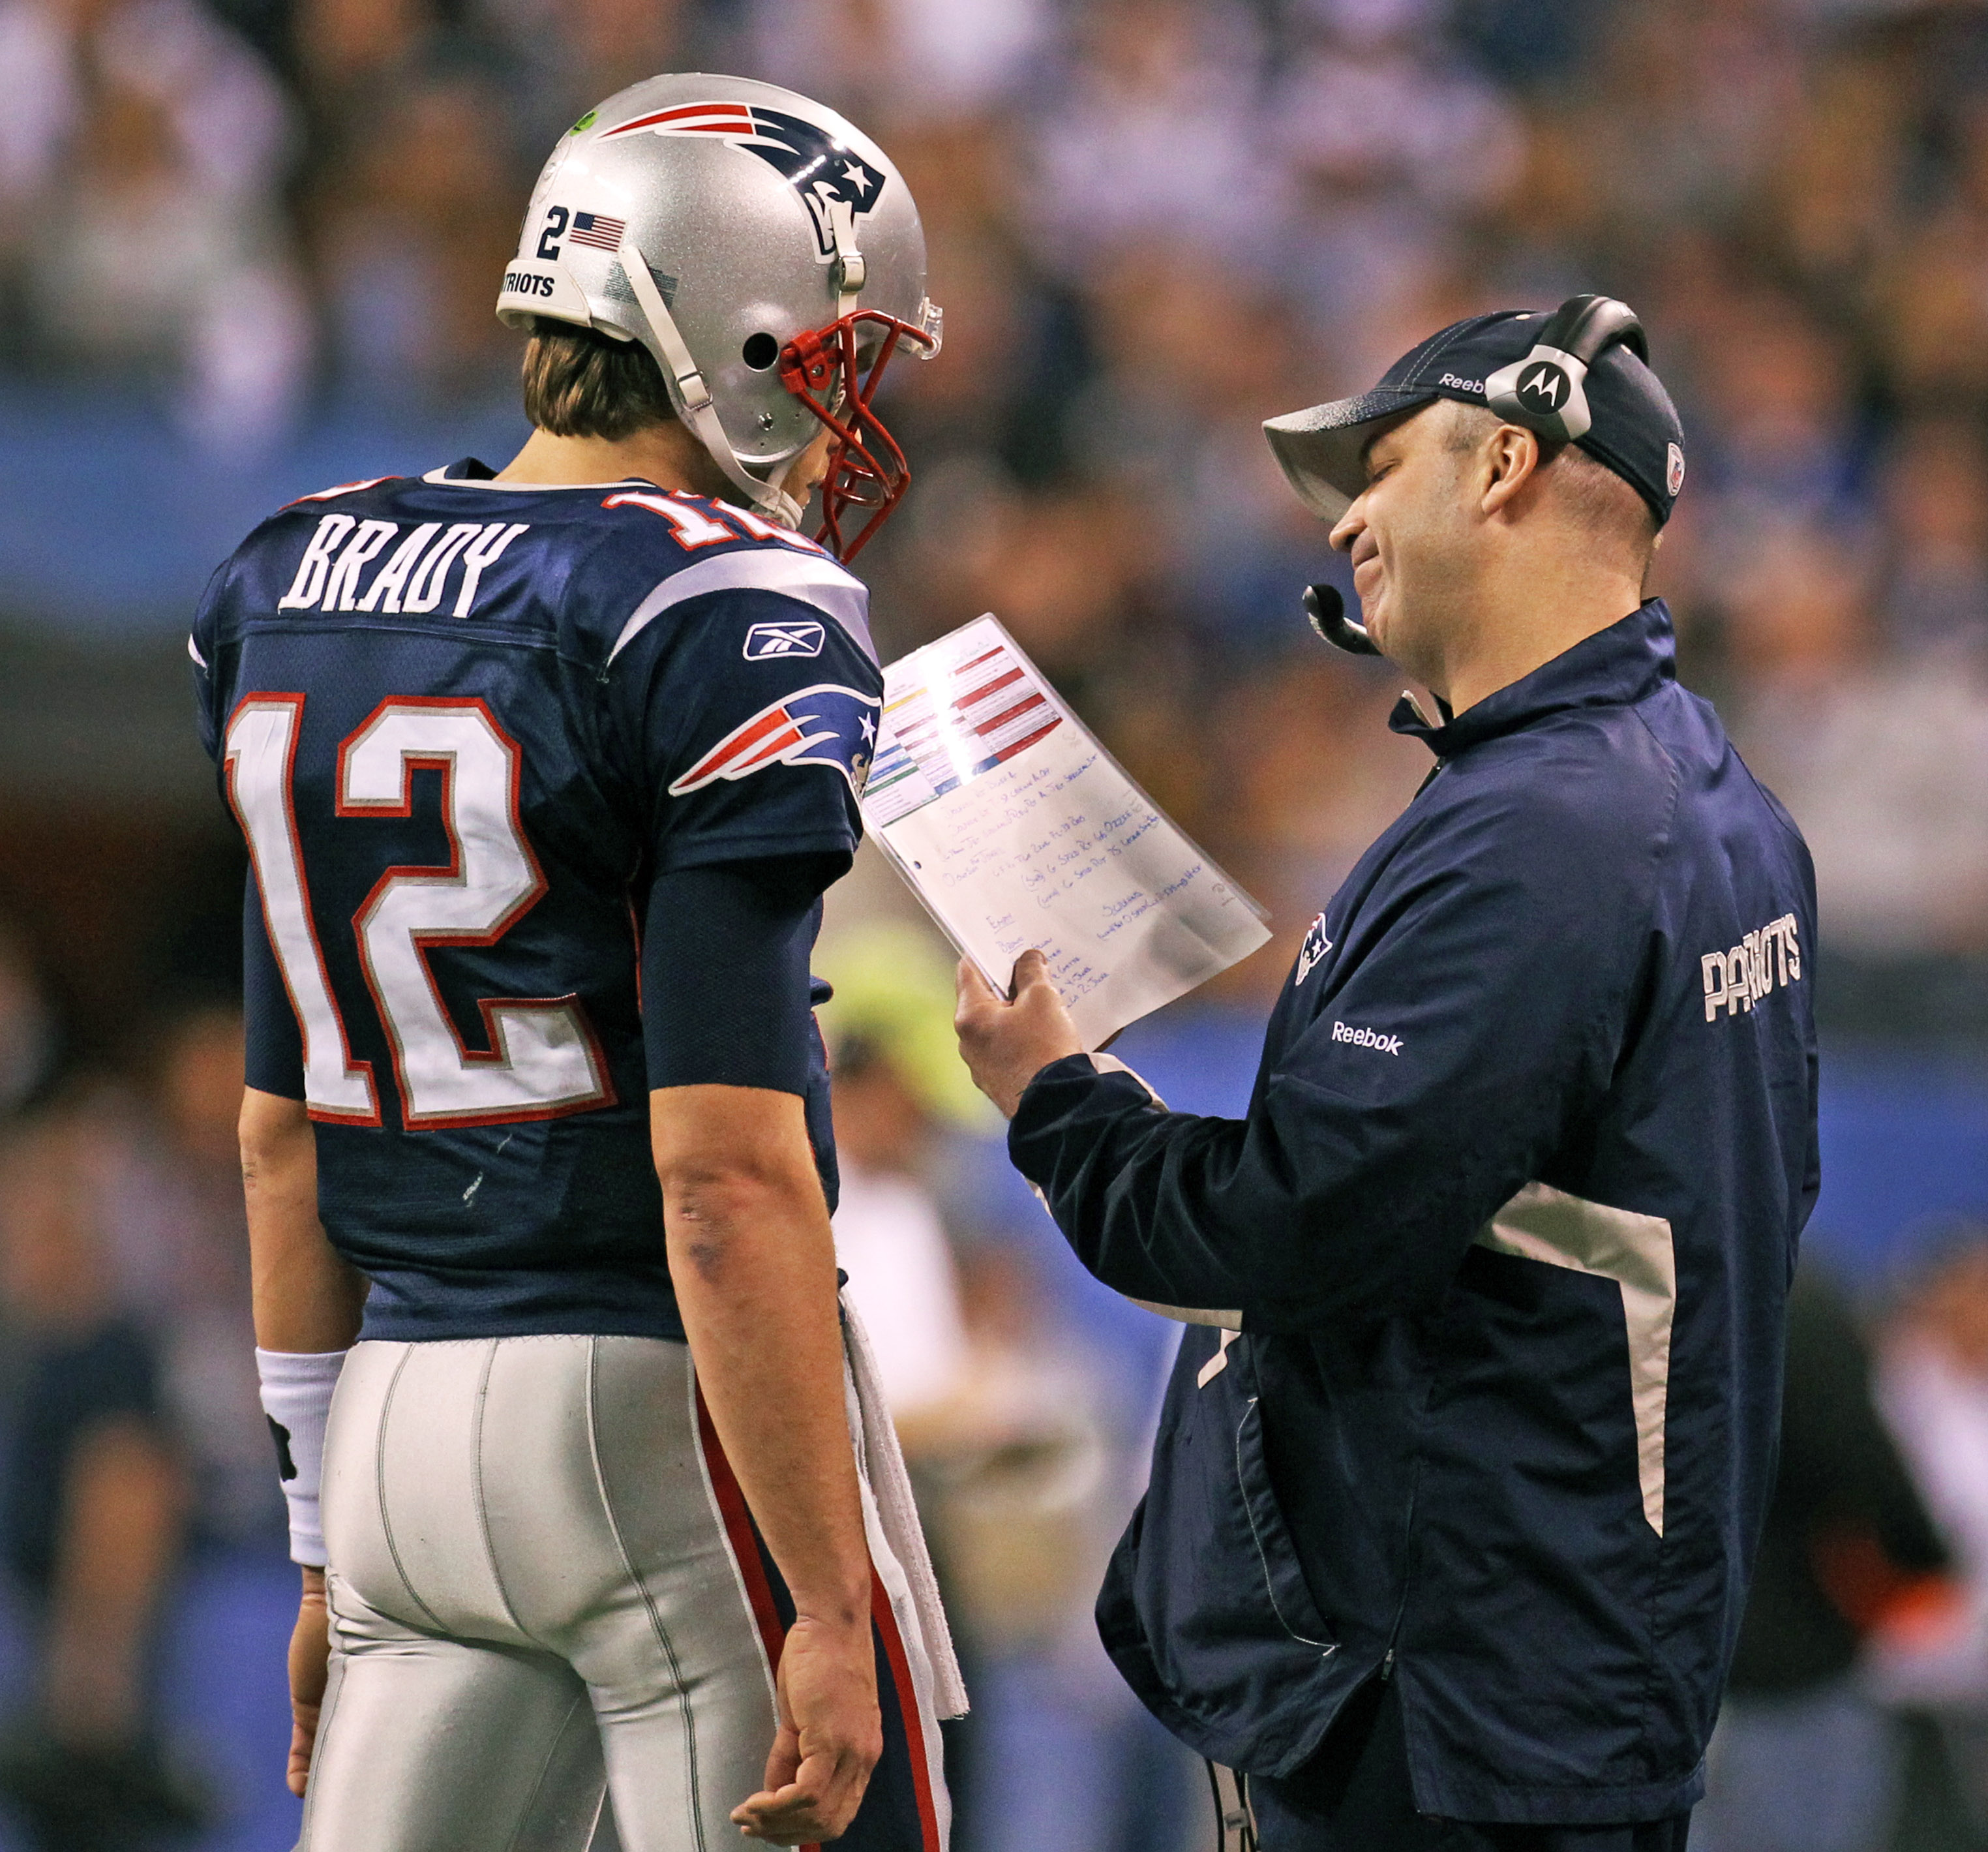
[3,0,1988,1847]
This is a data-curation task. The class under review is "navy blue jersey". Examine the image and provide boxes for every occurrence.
[191,461,882,1341]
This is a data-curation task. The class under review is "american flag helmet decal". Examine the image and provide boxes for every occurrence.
[566,211,625,251]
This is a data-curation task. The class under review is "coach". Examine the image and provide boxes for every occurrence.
[954,297,1820,1852]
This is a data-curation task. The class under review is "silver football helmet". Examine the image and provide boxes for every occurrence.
[496,74,942,558]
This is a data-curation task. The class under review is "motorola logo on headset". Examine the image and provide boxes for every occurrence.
[1513,361,1571,416]
[1484,296,1649,446]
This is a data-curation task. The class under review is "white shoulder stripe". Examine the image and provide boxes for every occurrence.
[1476,1182,1677,1536]
[608,549,874,665]
[418,468,656,491]
[187,633,208,669]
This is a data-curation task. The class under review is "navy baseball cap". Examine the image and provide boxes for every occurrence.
[1263,307,1687,528]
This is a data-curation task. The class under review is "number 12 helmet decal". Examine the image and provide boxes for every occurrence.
[497,75,942,562]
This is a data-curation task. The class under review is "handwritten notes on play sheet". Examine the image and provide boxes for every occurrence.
[862,615,1271,1048]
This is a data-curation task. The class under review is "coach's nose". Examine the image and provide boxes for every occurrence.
[1330,498,1370,558]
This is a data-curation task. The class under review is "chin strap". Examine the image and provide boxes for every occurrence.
[827,197,866,313]
[616,231,806,530]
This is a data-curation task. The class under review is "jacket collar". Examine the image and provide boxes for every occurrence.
[1389,599,1676,760]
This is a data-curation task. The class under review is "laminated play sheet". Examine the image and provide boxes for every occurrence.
[862,615,1271,1048]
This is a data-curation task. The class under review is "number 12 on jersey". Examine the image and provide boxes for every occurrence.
[224,695,612,1129]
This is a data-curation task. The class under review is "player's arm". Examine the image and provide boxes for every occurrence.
[237,887,367,1797]
[644,857,879,1845]
[607,573,886,1839]
[655,1087,878,1842]
[241,1090,366,1355]
[240,1085,366,1799]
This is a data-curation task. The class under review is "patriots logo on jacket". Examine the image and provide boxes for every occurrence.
[669,684,879,798]
[1295,914,1334,985]
[599,102,886,261]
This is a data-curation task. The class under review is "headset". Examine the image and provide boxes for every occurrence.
[1304,294,1649,658]
[1484,293,1647,445]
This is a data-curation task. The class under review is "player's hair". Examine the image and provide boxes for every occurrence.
[520,317,676,439]
[1441,401,1658,566]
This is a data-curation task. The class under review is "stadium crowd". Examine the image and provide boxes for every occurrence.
[7,0,1988,1012]
[3,0,1988,1848]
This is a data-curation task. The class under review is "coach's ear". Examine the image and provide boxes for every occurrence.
[1479,423,1546,520]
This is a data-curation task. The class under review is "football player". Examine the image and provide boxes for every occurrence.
[189,76,959,1851]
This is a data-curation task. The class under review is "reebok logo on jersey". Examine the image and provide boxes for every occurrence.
[1703,913,1801,1022]
[669,684,879,797]
[279,514,528,619]
[744,620,825,661]
[1295,913,1333,985]
[1331,1021,1402,1055]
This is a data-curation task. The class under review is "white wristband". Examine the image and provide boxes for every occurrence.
[256,1348,348,1568]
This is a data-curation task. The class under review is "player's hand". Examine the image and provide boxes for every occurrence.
[286,1566,333,1799]
[731,1613,881,1844]
[955,949,1085,1119]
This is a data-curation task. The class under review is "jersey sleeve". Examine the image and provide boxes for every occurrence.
[188,558,232,762]
[640,859,830,1094]
[242,879,306,1101]
[605,583,883,875]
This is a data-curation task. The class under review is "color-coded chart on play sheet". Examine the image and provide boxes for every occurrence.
[862,618,1064,827]
[862,615,1271,1048]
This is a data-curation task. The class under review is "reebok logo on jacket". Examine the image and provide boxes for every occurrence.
[1331,1021,1402,1055]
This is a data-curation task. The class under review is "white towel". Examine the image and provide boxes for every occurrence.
[841,1288,970,1720]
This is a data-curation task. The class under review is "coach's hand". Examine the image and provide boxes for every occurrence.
[287,1566,332,1799]
[731,1612,881,1844]
[956,949,1085,1119]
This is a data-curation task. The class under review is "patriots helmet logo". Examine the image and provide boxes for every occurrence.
[669,684,880,798]
[600,102,887,262]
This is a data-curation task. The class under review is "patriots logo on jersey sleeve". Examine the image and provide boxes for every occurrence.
[669,684,879,798]
[599,103,886,261]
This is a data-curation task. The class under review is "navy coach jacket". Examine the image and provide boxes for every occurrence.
[1008,601,1819,1825]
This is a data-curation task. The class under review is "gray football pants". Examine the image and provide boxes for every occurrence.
[301,1334,944,1852]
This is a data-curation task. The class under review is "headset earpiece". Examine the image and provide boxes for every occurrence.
[1483,294,1647,445]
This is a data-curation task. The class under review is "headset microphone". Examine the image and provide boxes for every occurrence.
[1303,583,1380,656]
[1483,294,1647,444]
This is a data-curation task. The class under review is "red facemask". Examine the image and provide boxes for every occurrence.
[778,309,937,562]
